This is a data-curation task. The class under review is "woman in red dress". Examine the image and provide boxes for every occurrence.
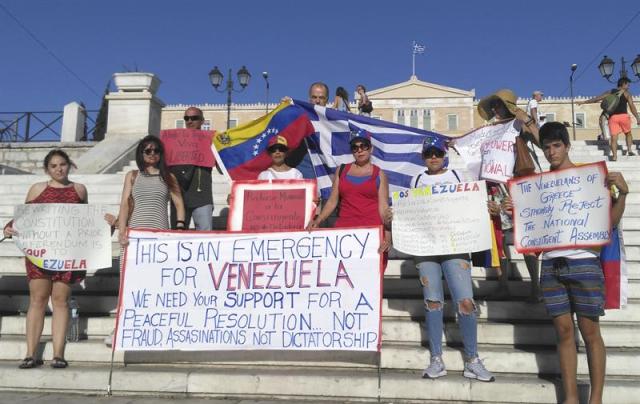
[308,135,391,258]
[3,150,87,369]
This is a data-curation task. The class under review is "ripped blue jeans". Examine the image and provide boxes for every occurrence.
[417,254,478,359]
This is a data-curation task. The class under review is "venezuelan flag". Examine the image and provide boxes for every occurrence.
[600,225,628,309]
[212,101,314,180]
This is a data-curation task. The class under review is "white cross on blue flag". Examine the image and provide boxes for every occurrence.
[294,100,450,199]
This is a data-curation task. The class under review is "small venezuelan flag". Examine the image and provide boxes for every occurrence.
[212,101,314,180]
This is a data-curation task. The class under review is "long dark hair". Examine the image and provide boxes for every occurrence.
[135,135,178,193]
[43,149,77,170]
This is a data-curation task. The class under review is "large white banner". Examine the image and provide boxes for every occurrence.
[13,204,112,270]
[115,227,382,351]
[508,162,611,253]
[455,120,519,183]
[391,180,491,256]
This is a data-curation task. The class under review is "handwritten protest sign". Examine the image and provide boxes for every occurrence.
[455,120,520,183]
[508,162,611,253]
[391,180,491,256]
[160,129,216,167]
[12,204,112,270]
[114,227,382,351]
[228,180,317,231]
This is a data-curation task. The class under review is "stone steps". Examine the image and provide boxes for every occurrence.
[0,361,636,403]
[1,316,637,348]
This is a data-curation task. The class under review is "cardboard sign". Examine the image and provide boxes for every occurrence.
[391,180,491,256]
[455,120,519,183]
[508,162,611,253]
[228,180,317,231]
[13,204,112,270]
[161,129,216,167]
[114,227,382,351]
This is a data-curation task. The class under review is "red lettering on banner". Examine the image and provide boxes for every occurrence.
[160,129,215,167]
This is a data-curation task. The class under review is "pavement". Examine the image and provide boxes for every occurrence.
[0,392,386,404]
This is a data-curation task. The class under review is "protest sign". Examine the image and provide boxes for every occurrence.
[228,180,317,231]
[391,180,491,256]
[12,204,112,270]
[508,162,611,253]
[455,120,520,183]
[160,129,216,167]
[114,227,382,351]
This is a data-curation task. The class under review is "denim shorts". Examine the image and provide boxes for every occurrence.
[540,257,604,318]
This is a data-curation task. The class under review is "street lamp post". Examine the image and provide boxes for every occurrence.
[570,64,578,141]
[262,72,270,115]
[597,55,640,83]
[208,66,251,130]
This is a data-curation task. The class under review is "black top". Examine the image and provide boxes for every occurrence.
[169,165,213,208]
[610,88,628,116]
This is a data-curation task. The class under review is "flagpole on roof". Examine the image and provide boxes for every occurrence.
[412,41,426,79]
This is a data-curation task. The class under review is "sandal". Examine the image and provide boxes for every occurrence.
[628,151,636,156]
[50,357,68,369]
[18,357,43,369]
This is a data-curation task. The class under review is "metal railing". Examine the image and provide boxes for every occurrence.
[0,110,99,142]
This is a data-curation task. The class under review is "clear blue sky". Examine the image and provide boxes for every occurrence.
[1,0,639,112]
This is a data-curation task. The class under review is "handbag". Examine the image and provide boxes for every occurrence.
[513,135,535,177]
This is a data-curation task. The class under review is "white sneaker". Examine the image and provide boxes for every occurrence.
[463,357,495,382]
[104,329,114,347]
[422,355,447,379]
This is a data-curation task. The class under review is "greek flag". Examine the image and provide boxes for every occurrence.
[413,41,426,54]
[294,100,449,199]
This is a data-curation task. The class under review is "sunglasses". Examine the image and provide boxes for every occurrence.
[269,145,288,153]
[351,143,371,153]
[183,115,203,122]
[423,149,445,158]
[143,148,160,156]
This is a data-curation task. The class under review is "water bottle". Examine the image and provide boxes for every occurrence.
[67,297,80,342]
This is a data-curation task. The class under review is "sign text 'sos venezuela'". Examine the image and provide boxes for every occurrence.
[508,162,611,253]
[13,204,111,270]
[391,180,491,256]
[115,227,382,352]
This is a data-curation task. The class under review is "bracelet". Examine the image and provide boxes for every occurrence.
[176,220,186,224]
[524,118,535,126]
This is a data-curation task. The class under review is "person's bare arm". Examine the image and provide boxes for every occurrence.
[577,90,609,105]
[625,91,640,122]
[608,172,628,226]
[117,171,134,246]
[308,174,340,229]
[168,174,186,229]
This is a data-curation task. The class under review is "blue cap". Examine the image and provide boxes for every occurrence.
[422,134,447,153]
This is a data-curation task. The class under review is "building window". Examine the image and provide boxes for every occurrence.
[202,120,211,131]
[176,119,185,129]
[447,114,458,131]
[228,119,238,129]
[410,110,418,128]
[396,110,405,124]
[423,110,432,130]
[575,112,586,129]
[544,113,556,123]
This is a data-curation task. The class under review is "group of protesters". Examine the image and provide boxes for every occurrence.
[3,79,634,404]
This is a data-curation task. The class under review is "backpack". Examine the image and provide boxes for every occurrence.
[600,90,623,115]
[360,100,373,114]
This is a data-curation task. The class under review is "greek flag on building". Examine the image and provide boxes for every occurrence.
[294,100,450,200]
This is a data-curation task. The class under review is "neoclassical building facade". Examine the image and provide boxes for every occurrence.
[161,75,639,140]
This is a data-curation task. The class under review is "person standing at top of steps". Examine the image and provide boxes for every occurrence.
[531,122,628,404]
[168,107,214,230]
[578,77,640,161]
[3,150,88,370]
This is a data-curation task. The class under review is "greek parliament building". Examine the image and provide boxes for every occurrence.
[161,75,639,139]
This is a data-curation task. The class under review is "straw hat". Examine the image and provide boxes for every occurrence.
[477,89,519,121]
